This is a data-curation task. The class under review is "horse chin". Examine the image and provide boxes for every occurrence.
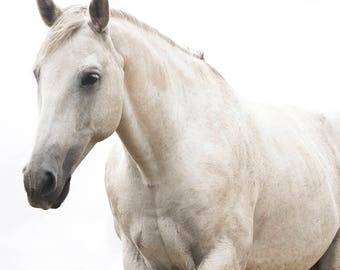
[51,177,71,209]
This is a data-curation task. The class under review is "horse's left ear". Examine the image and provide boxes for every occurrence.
[89,0,110,32]
[37,0,62,27]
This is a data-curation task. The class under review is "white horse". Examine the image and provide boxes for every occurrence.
[23,0,339,269]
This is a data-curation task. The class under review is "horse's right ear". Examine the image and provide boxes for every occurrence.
[37,0,62,27]
[89,0,109,32]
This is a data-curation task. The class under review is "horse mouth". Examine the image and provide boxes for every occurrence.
[27,177,71,210]
[51,177,71,209]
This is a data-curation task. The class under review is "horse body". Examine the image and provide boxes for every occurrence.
[104,9,339,269]
[24,1,339,269]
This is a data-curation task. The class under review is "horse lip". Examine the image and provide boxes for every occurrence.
[27,197,51,210]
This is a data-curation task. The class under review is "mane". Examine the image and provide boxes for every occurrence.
[41,5,204,60]
[109,9,204,60]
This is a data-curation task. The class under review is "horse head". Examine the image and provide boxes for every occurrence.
[23,0,124,209]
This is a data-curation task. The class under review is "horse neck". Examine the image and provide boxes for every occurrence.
[110,19,240,180]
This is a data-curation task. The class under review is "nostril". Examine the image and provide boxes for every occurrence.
[23,168,57,199]
[41,171,57,196]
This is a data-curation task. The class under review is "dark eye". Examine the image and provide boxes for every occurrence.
[81,73,100,86]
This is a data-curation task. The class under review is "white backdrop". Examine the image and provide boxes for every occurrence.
[1,0,340,269]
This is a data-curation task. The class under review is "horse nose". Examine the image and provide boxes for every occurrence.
[23,168,57,198]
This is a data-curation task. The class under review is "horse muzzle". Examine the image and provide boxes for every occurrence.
[23,165,71,210]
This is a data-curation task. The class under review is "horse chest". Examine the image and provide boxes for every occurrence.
[106,142,252,268]
[130,215,195,267]
[110,174,211,268]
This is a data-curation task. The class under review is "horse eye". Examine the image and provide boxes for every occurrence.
[81,73,100,86]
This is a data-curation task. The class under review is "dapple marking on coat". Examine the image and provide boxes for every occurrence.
[23,0,340,269]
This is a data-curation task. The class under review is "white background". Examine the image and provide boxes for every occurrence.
[1,0,340,269]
